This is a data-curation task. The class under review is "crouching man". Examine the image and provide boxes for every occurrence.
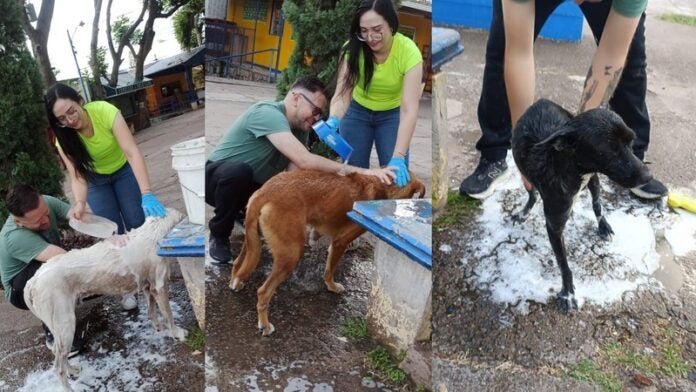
[0,184,84,357]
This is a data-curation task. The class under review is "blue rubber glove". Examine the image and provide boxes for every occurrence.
[326,115,340,133]
[141,192,167,218]
[387,156,410,187]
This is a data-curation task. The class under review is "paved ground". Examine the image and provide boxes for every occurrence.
[0,109,205,391]
[203,77,432,391]
[434,1,696,391]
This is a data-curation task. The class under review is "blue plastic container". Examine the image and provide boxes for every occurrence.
[312,120,354,162]
[433,0,584,43]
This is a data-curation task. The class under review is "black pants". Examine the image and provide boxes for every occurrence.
[8,260,42,310]
[205,160,261,238]
[476,0,649,161]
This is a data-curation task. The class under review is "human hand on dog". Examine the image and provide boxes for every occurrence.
[363,167,396,184]
[141,192,167,218]
[106,234,129,248]
[387,156,410,187]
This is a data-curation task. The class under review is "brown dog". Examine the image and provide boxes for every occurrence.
[229,169,426,336]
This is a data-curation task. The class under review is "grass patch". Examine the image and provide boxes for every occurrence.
[603,341,659,375]
[185,325,205,351]
[367,346,407,384]
[658,13,696,26]
[661,344,692,377]
[433,190,481,230]
[567,359,622,392]
[341,317,368,340]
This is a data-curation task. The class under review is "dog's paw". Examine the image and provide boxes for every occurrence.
[258,321,275,336]
[172,326,188,341]
[511,210,529,224]
[555,292,578,314]
[325,281,345,294]
[229,277,245,291]
[597,217,614,240]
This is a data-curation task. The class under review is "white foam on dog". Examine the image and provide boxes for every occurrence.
[20,301,186,391]
[465,158,696,313]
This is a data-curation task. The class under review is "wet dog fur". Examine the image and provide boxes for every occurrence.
[511,99,652,313]
[229,170,426,336]
[24,209,186,391]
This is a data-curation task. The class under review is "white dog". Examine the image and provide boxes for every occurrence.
[24,208,187,392]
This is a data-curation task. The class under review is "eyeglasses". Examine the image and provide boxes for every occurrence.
[296,92,323,118]
[56,105,80,127]
[356,31,384,42]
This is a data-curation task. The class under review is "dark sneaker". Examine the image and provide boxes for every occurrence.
[631,178,668,199]
[44,324,85,358]
[459,157,512,199]
[209,235,232,264]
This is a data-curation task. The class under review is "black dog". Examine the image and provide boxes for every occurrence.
[511,99,652,313]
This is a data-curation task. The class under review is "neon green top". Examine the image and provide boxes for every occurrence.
[0,196,69,298]
[352,32,423,111]
[208,101,310,184]
[511,0,647,18]
[56,101,127,175]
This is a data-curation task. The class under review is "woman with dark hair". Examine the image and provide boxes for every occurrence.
[326,0,423,187]
[45,83,166,237]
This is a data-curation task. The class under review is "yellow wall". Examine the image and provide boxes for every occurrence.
[228,0,295,70]
[226,1,431,73]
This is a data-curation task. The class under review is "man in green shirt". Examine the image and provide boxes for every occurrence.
[0,184,84,356]
[206,76,396,263]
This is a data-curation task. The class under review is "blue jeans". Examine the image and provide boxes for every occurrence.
[87,162,144,234]
[339,100,408,168]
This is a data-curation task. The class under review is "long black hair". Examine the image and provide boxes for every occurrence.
[44,83,94,180]
[339,0,399,97]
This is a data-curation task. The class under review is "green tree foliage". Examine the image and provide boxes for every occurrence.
[277,0,357,99]
[0,0,65,221]
[173,0,204,50]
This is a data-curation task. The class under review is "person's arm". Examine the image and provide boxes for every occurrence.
[502,0,536,127]
[267,132,395,183]
[56,146,88,220]
[329,59,353,120]
[35,244,66,262]
[578,9,641,112]
[392,64,423,158]
[111,112,153,194]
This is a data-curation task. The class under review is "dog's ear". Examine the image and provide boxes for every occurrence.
[534,126,575,152]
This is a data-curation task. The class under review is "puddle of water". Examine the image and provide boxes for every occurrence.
[465,157,696,312]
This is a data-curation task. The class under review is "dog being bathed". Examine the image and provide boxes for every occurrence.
[23,208,186,392]
[230,170,426,336]
[511,99,652,313]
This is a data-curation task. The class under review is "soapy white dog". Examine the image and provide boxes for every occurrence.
[24,208,187,391]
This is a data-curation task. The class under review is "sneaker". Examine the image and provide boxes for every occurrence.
[459,157,512,199]
[44,324,85,358]
[630,178,668,199]
[120,293,138,311]
[209,235,232,264]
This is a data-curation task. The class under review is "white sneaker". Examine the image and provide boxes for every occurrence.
[120,293,138,310]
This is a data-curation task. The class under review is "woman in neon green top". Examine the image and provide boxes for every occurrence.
[327,0,423,187]
[45,83,166,235]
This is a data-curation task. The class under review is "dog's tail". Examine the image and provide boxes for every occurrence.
[230,194,263,290]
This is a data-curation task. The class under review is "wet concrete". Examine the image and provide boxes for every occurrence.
[0,109,205,390]
[434,1,696,390]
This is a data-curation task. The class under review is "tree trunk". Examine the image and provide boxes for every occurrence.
[17,0,56,87]
[133,0,186,81]
[106,0,147,87]
[90,0,104,99]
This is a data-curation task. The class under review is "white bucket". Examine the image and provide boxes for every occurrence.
[170,137,205,225]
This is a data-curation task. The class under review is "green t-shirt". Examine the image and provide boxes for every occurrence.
[56,101,127,175]
[0,196,69,299]
[207,101,309,184]
[352,32,423,111]
[511,0,647,18]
